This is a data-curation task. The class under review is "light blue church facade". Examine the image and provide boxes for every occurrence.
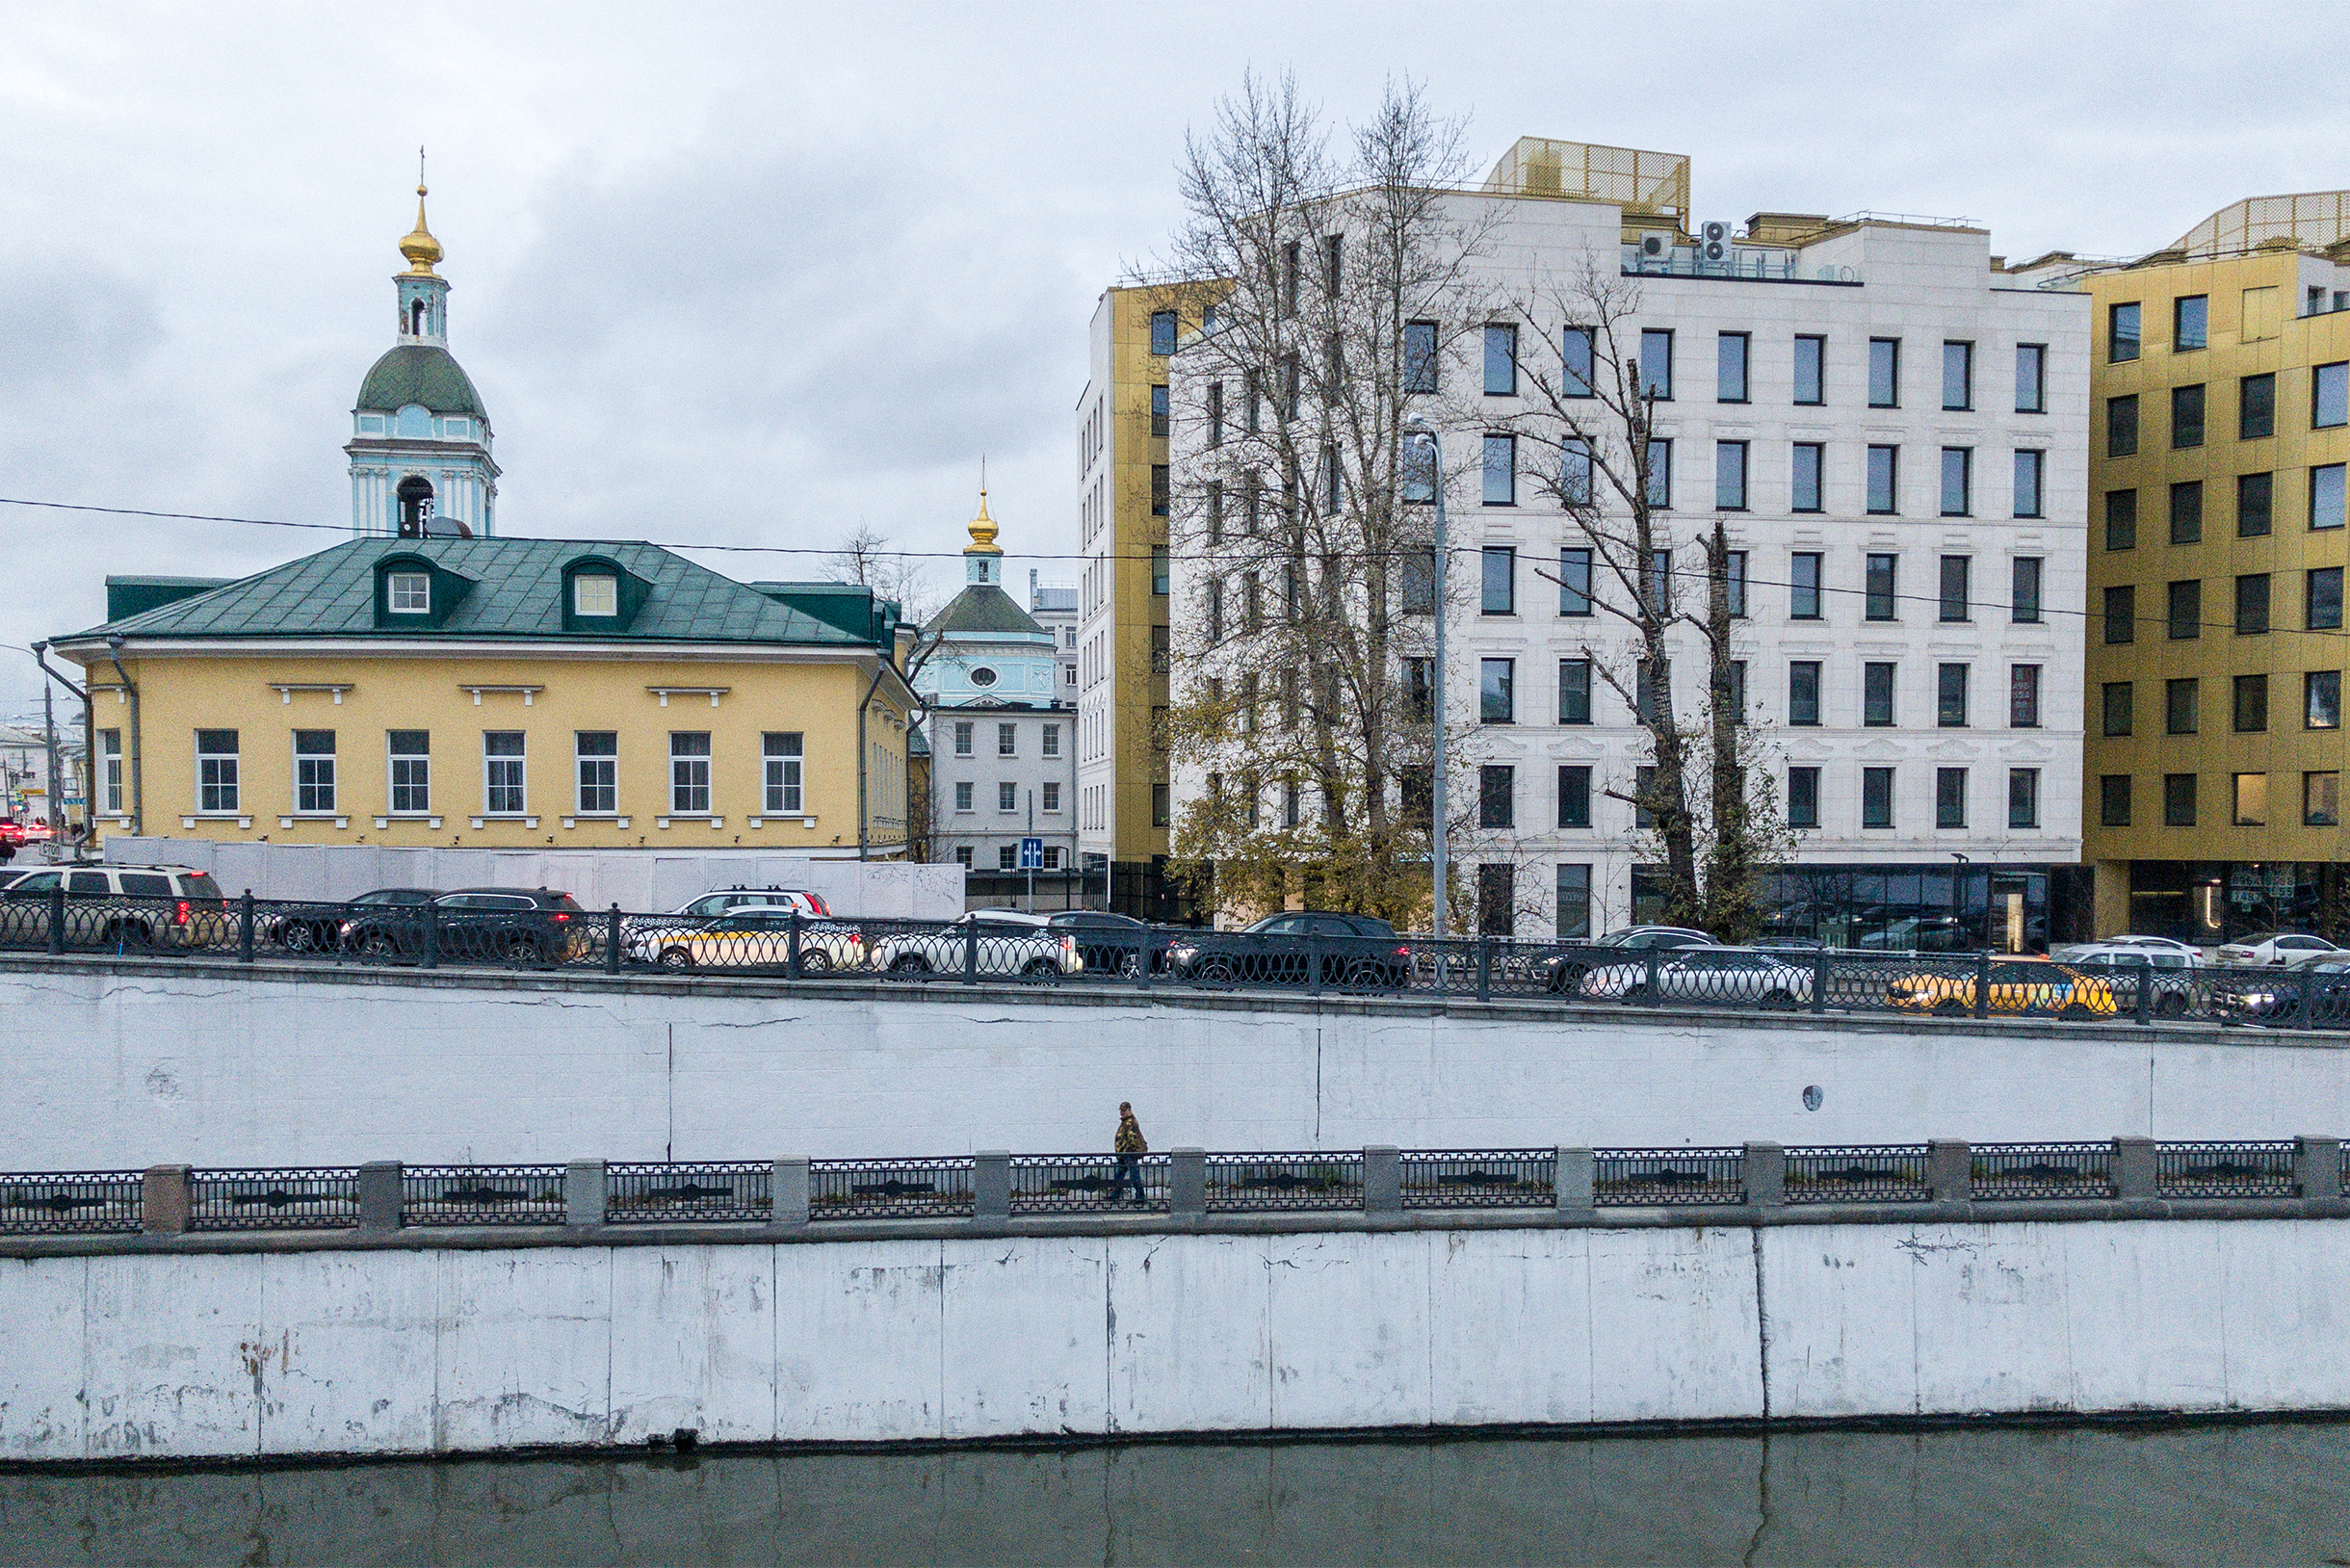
[344,184,498,537]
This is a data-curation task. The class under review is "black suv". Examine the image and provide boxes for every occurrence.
[341,887,588,966]
[260,887,439,953]
[1163,911,1412,989]
[1047,910,1162,978]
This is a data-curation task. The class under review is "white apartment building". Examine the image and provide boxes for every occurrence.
[1167,140,2092,950]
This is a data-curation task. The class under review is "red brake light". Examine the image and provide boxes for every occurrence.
[553,912,571,922]
[174,901,190,925]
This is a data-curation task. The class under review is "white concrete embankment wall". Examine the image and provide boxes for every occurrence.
[7,963,2350,1168]
[5,1218,2347,1461]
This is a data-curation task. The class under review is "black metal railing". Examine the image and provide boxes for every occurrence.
[809,1157,976,1220]
[1784,1145,1932,1204]
[1205,1152,1364,1212]
[0,1169,143,1234]
[189,1167,362,1230]
[13,890,2350,1034]
[1009,1153,1169,1214]
[402,1163,567,1226]
[2155,1140,2297,1199]
[607,1162,771,1224]
[1971,1141,2118,1201]
[1593,1148,1745,1206]
[1399,1149,1556,1209]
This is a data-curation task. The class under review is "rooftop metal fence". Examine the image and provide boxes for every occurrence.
[8,890,2348,1036]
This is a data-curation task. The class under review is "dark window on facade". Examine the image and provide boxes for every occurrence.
[2167,579,2201,640]
[2172,383,2206,449]
[1149,310,1177,354]
[2009,768,2041,830]
[2010,665,2041,728]
[1479,658,1514,722]
[1557,766,1592,828]
[1726,551,1748,618]
[1557,658,1593,724]
[2239,472,2274,536]
[1639,328,1674,400]
[1562,327,1595,397]
[1794,334,1825,405]
[1787,767,1820,829]
[1789,552,1823,618]
[1940,447,1972,515]
[1554,864,1592,939]
[1403,321,1438,393]
[1557,547,1593,615]
[1792,442,1824,512]
[2166,677,2200,735]
[2101,775,2131,827]
[1401,550,1436,614]
[1867,445,1898,513]
[1867,337,1899,406]
[2163,772,2197,827]
[2016,343,2046,412]
[2107,394,2138,457]
[2236,573,2271,635]
[1864,662,1895,726]
[1483,324,1518,395]
[2105,488,2137,550]
[1718,331,1750,402]
[1942,340,1972,410]
[1634,765,1657,829]
[2315,362,2349,429]
[2306,772,2340,828]
[1560,437,1592,504]
[2109,301,2140,362]
[1936,768,1968,829]
[2012,557,2042,623]
[2311,566,2344,630]
[2169,480,2203,544]
[2313,463,2347,530]
[1866,554,1897,620]
[2013,449,2044,517]
[1150,464,1170,516]
[1150,383,1169,437]
[2174,294,2207,351]
[1482,433,1515,505]
[1646,439,1672,509]
[2102,681,2133,737]
[2234,673,2269,733]
[2103,584,2136,643]
[1789,661,1821,726]
[1476,865,1515,938]
[1938,663,1970,727]
[1715,441,1748,510]
[2311,670,2342,730]
[1479,765,1515,828]
[1862,767,1895,828]
[2241,373,2275,439]
[1480,546,1515,614]
[1939,556,1971,622]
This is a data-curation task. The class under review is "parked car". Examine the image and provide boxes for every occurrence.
[2213,957,2350,1026]
[672,886,834,921]
[2064,945,2198,1016]
[1579,947,1815,1008]
[1047,910,1161,977]
[1856,915,1968,953]
[626,906,866,973]
[2215,932,2343,967]
[1536,926,1713,993]
[1162,912,1411,989]
[866,910,1083,978]
[2052,935,2202,965]
[0,822,26,849]
[0,864,229,949]
[1886,956,2118,1019]
[340,887,589,966]
[257,887,439,953]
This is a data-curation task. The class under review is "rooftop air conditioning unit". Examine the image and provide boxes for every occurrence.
[1637,231,1672,260]
[1700,221,1731,263]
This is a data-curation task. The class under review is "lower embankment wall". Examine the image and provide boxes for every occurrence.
[5,1216,2347,1462]
[7,956,2350,1167]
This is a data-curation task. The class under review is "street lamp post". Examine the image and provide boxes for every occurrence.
[1409,427,1448,941]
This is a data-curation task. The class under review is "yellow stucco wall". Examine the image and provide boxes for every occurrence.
[74,649,910,854]
[2082,250,2350,924]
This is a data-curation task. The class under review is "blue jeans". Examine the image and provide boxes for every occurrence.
[1115,1154,1146,1203]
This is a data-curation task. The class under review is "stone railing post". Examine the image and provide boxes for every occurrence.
[1169,1148,1206,1216]
[2296,1136,2341,1201]
[1742,1141,1785,1207]
[564,1160,607,1227]
[1362,1146,1400,1215]
[1927,1139,1971,1204]
[974,1151,1010,1223]
[773,1159,810,1226]
[2114,1137,2156,1200]
[357,1161,404,1231]
[1554,1146,1594,1213]
[141,1163,191,1236]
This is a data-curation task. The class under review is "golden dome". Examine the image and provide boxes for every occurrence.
[966,484,1002,553]
[399,184,443,275]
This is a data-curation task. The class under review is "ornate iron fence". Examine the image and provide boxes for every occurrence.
[402,1163,567,1226]
[1400,1149,1556,1209]
[1971,1141,2118,1201]
[606,1162,771,1224]
[1008,1153,1169,1214]
[189,1167,362,1230]
[2155,1140,2297,1199]
[1785,1145,1932,1204]
[0,1169,143,1234]
[809,1157,976,1220]
[1593,1148,1745,1206]
[1204,1152,1363,1212]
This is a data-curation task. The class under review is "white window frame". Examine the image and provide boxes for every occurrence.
[573,574,618,616]
[483,732,527,815]
[387,730,431,815]
[575,732,616,814]
[763,732,803,814]
[998,781,1018,813]
[387,572,431,614]
[669,731,712,816]
[196,730,240,814]
[99,729,122,814]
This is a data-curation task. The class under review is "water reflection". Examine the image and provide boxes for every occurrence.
[5,1421,2350,1566]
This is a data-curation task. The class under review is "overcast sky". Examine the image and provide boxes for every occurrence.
[5,0,2346,724]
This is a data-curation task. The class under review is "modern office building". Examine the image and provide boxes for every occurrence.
[917,493,1080,873]
[1165,139,2092,949]
[1075,282,1223,918]
[2058,194,2350,940]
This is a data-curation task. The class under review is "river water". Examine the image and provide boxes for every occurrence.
[7,1421,2350,1565]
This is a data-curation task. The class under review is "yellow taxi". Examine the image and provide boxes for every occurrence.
[1886,955,2118,1019]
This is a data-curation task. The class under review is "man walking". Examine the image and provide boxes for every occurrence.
[1113,1101,1147,1205]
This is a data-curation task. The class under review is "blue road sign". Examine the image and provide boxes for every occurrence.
[1018,836,1044,870]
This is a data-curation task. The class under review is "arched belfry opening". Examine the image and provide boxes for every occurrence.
[396,475,436,537]
[408,299,428,336]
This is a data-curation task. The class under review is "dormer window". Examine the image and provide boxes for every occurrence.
[573,575,618,617]
[387,572,431,614]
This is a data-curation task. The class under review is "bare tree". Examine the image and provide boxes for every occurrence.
[1149,73,1501,927]
[1503,254,1791,939]
[825,523,939,628]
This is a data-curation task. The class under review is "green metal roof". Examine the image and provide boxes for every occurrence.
[356,344,487,418]
[923,583,1050,640]
[65,538,901,649]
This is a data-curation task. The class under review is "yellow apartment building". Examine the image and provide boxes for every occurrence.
[2074,194,2350,939]
[53,537,917,856]
[1075,281,1226,918]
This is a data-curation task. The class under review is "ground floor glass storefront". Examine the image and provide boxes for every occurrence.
[1635,863,2090,954]
[2126,861,2350,944]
